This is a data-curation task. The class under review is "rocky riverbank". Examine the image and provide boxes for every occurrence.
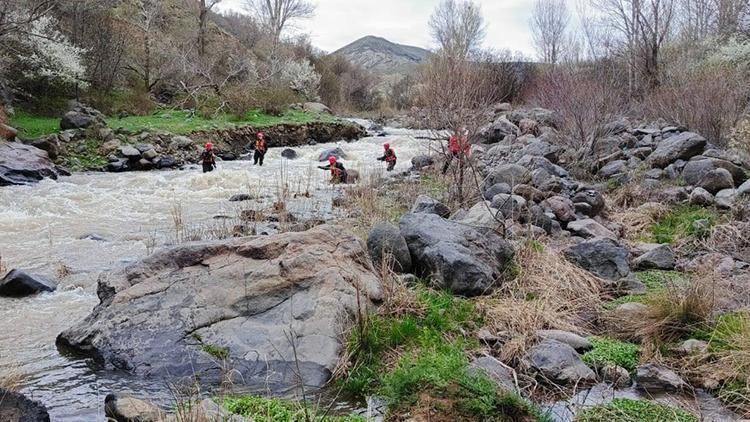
[5,102,750,421]
[0,104,366,182]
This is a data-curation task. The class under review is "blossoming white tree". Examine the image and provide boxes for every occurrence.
[21,17,87,88]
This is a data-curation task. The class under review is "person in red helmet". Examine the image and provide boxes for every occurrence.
[442,127,471,174]
[253,132,267,166]
[201,142,216,173]
[377,143,397,171]
[318,155,348,184]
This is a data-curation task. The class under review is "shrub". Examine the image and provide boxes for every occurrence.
[577,399,697,422]
[645,64,749,147]
[582,337,641,372]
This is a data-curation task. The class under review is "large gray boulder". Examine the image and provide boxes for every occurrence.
[0,142,61,186]
[682,158,747,188]
[470,356,517,392]
[411,195,451,218]
[698,168,735,194]
[479,116,518,143]
[302,102,333,114]
[571,190,606,218]
[57,226,383,392]
[567,219,616,240]
[455,201,502,229]
[104,393,163,422]
[537,330,592,353]
[0,269,57,297]
[543,196,576,223]
[564,238,630,280]
[490,194,527,220]
[60,105,106,130]
[649,132,706,168]
[399,213,514,296]
[317,147,348,161]
[598,160,628,179]
[0,388,50,422]
[528,339,596,385]
[634,244,675,270]
[485,164,530,187]
[367,222,412,273]
[636,364,688,393]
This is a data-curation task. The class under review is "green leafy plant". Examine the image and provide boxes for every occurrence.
[222,395,365,422]
[582,337,641,372]
[201,344,229,360]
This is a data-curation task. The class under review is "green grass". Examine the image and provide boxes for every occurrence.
[343,289,479,397]
[59,138,109,171]
[582,337,641,372]
[691,311,749,352]
[201,343,230,360]
[8,111,60,140]
[650,206,717,244]
[221,395,365,422]
[605,271,685,310]
[8,109,338,139]
[341,289,549,420]
[577,398,698,422]
[106,109,338,135]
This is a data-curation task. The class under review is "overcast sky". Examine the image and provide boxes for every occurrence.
[217,0,537,57]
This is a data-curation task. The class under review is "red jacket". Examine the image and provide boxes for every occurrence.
[449,135,471,156]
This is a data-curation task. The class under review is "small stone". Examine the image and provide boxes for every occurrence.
[104,393,163,422]
[537,330,592,353]
[411,195,451,218]
[675,339,708,355]
[636,364,688,393]
[229,194,253,202]
[602,365,632,388]
[689,187,714,206]
[0,270,57,297]
[634,244,675,270]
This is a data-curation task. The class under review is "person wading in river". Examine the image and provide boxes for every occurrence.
[201,142,216,173]
[442,128,471,175]
[253,132,267,166]
[377,143,397,172]
[318,156,348,184]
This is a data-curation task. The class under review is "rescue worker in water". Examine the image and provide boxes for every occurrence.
[377,143,397,171]
[201,142,216,173]
[253,132,267,166]
[318,156,348,184]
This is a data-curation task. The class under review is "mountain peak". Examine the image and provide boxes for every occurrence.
[333,36,430,76]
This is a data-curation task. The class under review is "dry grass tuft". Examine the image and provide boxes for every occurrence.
[0,365,24,392]
[699,221,750,257]
[610,270,718,355]
[0,253,7,278]
[609,201,670,242]
[478,241,605,363]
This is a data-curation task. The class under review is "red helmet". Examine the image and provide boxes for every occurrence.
[328,156,337,164]
[384,143,390,150]
[256,132,264,139]
[205,143,213,150]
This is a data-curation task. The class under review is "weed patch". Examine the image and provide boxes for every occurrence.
[59,138,108,171]
[650,206,717,245]
[577,399,697,422]
[582,337,641,372]
[605,271,685,310]
[201,344,229,360]
[8,111,59,139]
[222,395,364,421]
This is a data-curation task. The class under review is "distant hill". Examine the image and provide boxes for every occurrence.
[333,36,431,76]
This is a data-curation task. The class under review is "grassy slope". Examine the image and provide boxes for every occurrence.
[9,109,339,140]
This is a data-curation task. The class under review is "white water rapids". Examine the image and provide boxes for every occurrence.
[0,127,438,421]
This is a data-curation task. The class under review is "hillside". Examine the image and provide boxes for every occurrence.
[332,35,430,76]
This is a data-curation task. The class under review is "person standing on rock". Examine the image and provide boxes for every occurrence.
[442,128,471,175]
[377,143,397,171]
[201,143,216,173]
[253,132,267,166]
[319,156,348,184]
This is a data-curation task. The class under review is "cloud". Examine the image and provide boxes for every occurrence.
[217,0,536,57]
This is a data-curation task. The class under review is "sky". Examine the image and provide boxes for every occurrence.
[217,0,537,57]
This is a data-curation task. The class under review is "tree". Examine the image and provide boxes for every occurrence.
[121,0,165,92]
[243,0,315,43]
[530,0,570,64]
[0,0,57,41]
[428,0,486,59]
[589,0,676,92]
[198,0,222,57]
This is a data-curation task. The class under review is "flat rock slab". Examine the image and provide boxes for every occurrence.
[0,142,60,186]
[57,225,382,392]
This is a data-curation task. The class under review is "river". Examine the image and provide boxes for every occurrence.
[0,128,436,421]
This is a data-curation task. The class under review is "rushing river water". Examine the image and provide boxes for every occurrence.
[0,126,436,421]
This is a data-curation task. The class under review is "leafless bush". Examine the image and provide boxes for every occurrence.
[528,63,630,153]
[644,64,750,146]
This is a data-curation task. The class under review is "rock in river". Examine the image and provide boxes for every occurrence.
[0,388,50,422]
[0,142,62,186]
[399,212,514,296]
[0,269,57,297]
[56,225,382,392]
